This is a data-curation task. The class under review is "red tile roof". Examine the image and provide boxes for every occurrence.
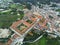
[10,13,45,36]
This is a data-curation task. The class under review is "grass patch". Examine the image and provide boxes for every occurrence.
[26,20,32,24]
[24,36,47,45]
[23,36,60,45]
[56,9,60,12]
[17,23,27,31]
[0,11,24,28]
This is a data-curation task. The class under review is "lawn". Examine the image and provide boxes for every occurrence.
[24,36,47,45]
[23,36,60,45]
[0,4,24,28]
[17,23,27,31]
[0,12,24,28]
[56,9,60,12]
[26,19,32,24]
[9,3,24,10]
[0,15,18,28]
[0,13,24,28]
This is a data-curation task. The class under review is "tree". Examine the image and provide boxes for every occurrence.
[51,4,57,7]
[26,3,31,10]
